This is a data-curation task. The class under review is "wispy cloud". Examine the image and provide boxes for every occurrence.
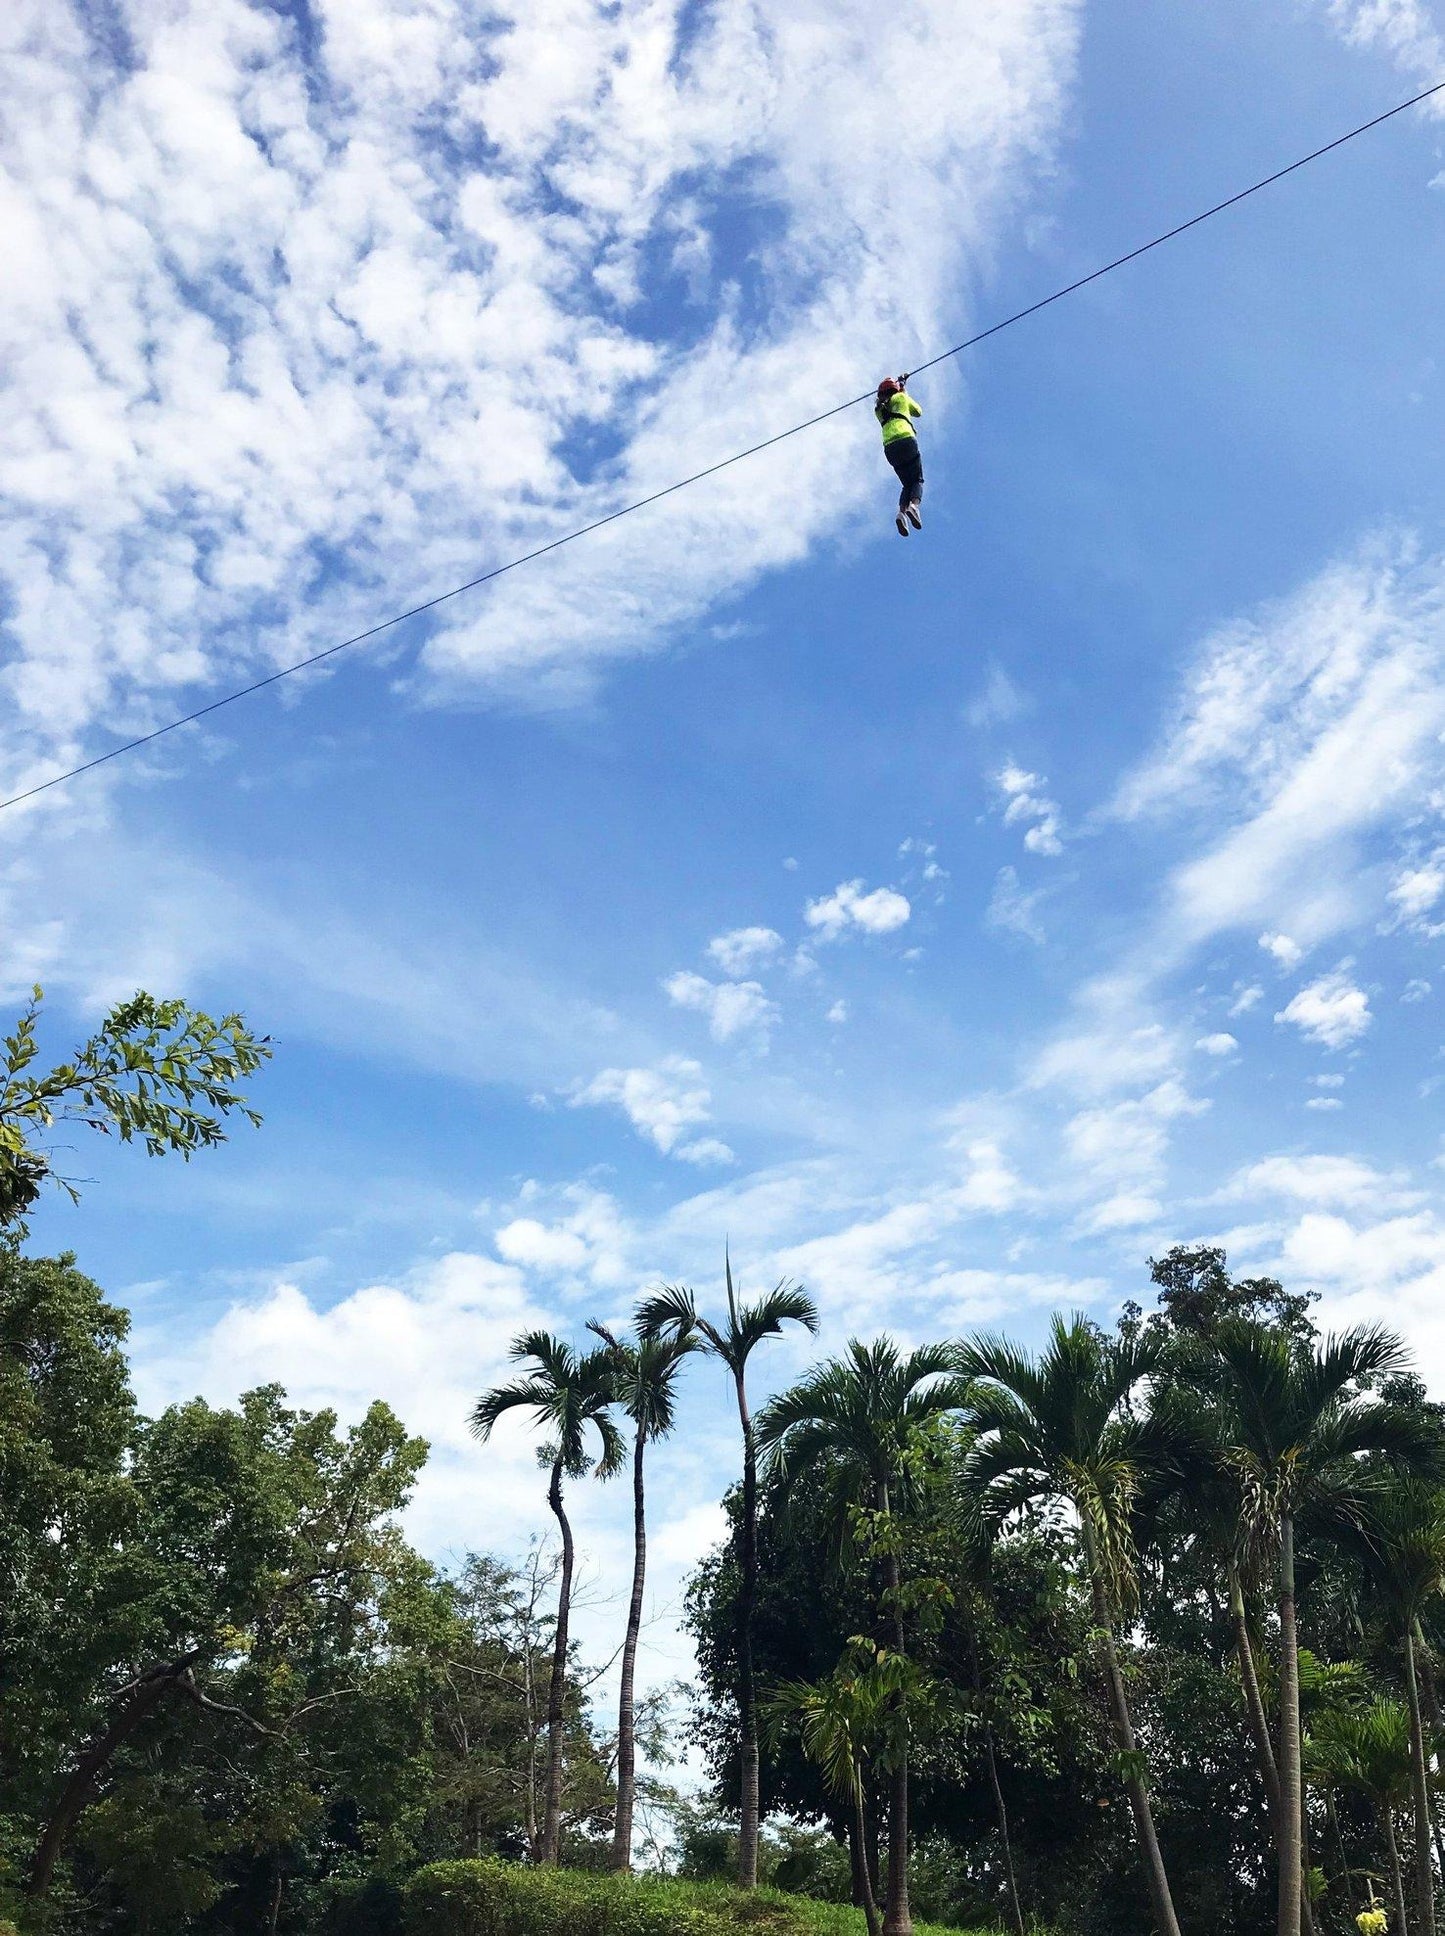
[996,763,1063,855]
[986,865,1046,944]
[1,0,1082,801]
[663,970,778,1046]
[707,927,784,976]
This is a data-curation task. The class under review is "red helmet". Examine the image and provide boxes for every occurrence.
[877,376,901,399]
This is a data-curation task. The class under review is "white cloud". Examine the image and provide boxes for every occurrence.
[957,1140,1024,1213]
[1225,1153,1415,1211]
[1063,1077,1206,1230]
[706,927,783,976]
[1316,0,1445,102]
[1030,995,1178,1098]
[1260,933,1305,971]
[1404,978,1433,1002]
[899,838,948,887]
[133,1250,554,1555]
[1275,969,1371,1049]
[670,1135,736,1167]
[0,0,1083,798]
[1110,546,1445,963]
[986,864,1045,944]
[965,663,1030,728]
[569,1056,731,1162]
[1195,1032,1238,1057]
[1306,1096,1345,1111]
[804,879,911,941]
[663,970,777,1045]
[1388,857,1445,928]
[826,999,849,1025]
[494,1218,589,1273]
[996,763,1063,856]
[1229,984,1264,1016]
[494,1185,635,1289]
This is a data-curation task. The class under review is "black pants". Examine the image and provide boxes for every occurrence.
[885,437,923,512]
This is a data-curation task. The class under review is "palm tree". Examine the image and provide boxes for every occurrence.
[765,1658,889,1936]
[957,1316,1183,1936]
[1338,1479,1445,1936]
[1308,1697,1415,1936]
[637,1257,818,1889]
[1148,1391,1322,1933]
[1197,1321,1431,1936]
[470,1332,622,1864]
[755,1337,971,1936]
[587,1320,697,1871]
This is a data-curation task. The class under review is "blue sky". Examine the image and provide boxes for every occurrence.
[7,0,1445,1689]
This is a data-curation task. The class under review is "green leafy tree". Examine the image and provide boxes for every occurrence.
[1195,1321,1436,1936]
[765,1653,891,1936]
[1337,1480,1445,1936]
[586,1321,697,1871]
[637,1258,818,1889]
[26,1385,426,1902]
[756,1337,969,1936]
[470,1334,622,1865]
[0,1250,136,1773]
[1308,1698,1416,1936]
[958,1316,1184,1936]
[1,987,270,1222]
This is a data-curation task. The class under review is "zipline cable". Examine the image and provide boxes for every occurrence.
[4,74,1443,816]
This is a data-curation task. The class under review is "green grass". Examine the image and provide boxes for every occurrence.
[402,1861,997,1936]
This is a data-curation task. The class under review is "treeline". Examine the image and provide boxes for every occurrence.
[0,1246,624,1932]
[473,1252,1445,1936]
[9,991,1445,1936]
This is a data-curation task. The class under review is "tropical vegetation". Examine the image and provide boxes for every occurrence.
[10,992,1445,1936]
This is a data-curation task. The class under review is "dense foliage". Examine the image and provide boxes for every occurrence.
[7,1002,1445,1936]
[399,1860,986,1936]
[0,1247,613,1934]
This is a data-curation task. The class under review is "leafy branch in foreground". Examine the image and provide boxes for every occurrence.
[0,985,271,1220]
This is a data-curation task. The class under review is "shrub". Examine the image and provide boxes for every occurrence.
[403,1862,735,1936]
[401,1861,988,1936]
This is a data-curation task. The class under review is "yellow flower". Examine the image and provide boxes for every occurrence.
[1357,1910,1389,1936]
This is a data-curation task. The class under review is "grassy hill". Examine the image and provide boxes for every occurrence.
[402,1861,998,1936]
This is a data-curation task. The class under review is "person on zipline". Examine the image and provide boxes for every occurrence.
[876,375,923,536]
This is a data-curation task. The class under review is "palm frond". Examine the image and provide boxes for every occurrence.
[469,1374,550,1441]
[635,1283,701,1343]
[1296,1325,1411,1421]
[733,1281,821,1358]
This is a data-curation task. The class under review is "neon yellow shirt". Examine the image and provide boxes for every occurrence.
[876,391,922,446]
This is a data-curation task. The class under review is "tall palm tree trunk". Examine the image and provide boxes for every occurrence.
[970,1631,1026,1936]
[541,1457,574,1865]
[1383,1806,1410,1936]
[882,1544,912,1936]
[1081,1522,1181,1936]
[1231,1562,1283,1823]
[1231,1567,1319,1936]
[611,1428,649,1870]
[1404,1627,1437,1936]
[849,1767,882,1936]
[735,1372,762,1890]
[1278,1514,1304,1936]
[1411,1627,1445,1886]
[1326,1791,1354,1920]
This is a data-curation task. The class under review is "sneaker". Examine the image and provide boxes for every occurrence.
[895,512,910,536]
[906,501,923,530]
